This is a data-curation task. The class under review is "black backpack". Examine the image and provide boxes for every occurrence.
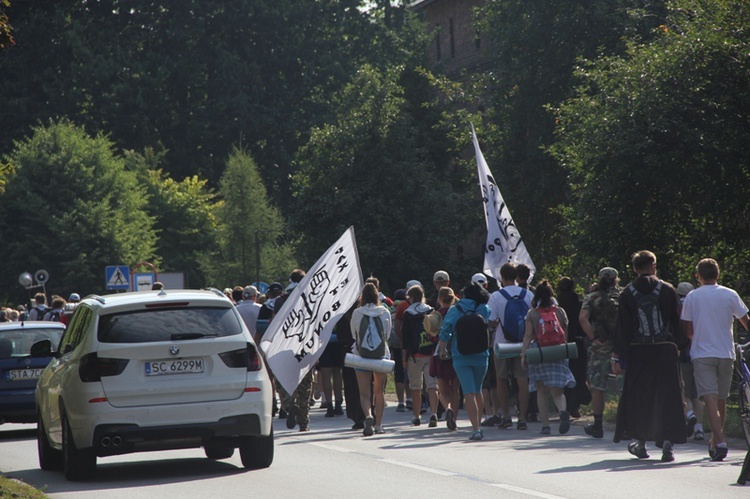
[401,307,433,356]
[628,281,666,338]
[454,303,490,355]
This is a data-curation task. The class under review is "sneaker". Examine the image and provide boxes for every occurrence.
[540,426,551,435]
[517,419,527,430]
[711,445,728,462]
[324,406,335,418]
[334,403,344,416]
[429,414,438,428]
[285,405,298,429]
[628,441,649,459]
[420,405,428,415]
[694,429,704,441]
[661,440,674,462]
[499,417,513,429]
[352,421,365,430]
[481,415,499,427]
[298,424,310,432]
[278,408,287,420]
[411,416,421,426]
[469,430,483,441]
[405,400,414,411]
[526,413,539,423]
[396,403,406,413]
[363,416,374,437]
[446,408,457,431]
[584,423,603,439]
[374,426,386,434]
[686,413,697,437]
[558,411,570,435]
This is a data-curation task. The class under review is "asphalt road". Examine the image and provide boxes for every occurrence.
[1,403,748,498]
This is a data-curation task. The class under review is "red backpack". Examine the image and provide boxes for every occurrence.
[535,306,566,347]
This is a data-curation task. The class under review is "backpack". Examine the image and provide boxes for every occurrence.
[45,309,62,322]
[590,288,620,342]
[357,314,386,359]
[255,301,275,338]
[454,303,490,355]
[535,306,566,347]
[499,289,529,343]
[402,306,435,356]
[33,306,47,321]
[628,281,666,338]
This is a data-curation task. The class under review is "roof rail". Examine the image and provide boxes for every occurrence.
[84,294,106,304]
[205,287,226,298]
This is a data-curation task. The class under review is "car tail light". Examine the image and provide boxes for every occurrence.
[79,353,129,382]
[219,343,262,372]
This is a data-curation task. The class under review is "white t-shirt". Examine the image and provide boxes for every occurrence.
[236,301,262,336]
[488,285,534,345]
[681,284,748,360]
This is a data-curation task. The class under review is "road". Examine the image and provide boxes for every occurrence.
[1,404,748,498]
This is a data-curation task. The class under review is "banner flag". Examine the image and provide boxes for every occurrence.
[261,226,363,394]
[471,124,536,282]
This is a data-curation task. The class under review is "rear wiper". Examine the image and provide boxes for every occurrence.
[170,332,219,340]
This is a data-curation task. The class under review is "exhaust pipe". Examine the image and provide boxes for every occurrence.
[112,435,123,446]
[101,436,112,447]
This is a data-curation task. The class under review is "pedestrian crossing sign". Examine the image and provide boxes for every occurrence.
[105,265,131,290]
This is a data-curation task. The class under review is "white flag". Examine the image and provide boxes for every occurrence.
[261,226,364,394]
[471,124,536,282]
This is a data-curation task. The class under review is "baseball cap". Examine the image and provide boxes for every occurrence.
[598,267,618,279]
[243,285,258,299]
[68,293,81,302]
[433,270,450,282]
[406,279,422,289]
[676,282,694,297]
[471,273,488,285]
[268,282,284,293]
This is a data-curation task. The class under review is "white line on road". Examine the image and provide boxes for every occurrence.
[379,458,458,476]
[491,483,569,499]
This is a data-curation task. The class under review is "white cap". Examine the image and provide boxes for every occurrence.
[406,280,422,289]
[471,273,488,285]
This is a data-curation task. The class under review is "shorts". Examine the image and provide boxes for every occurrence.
[406,355,437,391]
[693,357,734,399]
[453,357,488,395]
[429,355,456,382]
[587,342,613,391]
[680,361,698,400]
[482,357,497,390]
[391,347,405,384]
[495,355,527,379]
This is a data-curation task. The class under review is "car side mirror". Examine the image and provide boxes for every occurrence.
[30,339,52,358]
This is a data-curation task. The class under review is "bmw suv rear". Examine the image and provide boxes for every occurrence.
[35,288,273,480]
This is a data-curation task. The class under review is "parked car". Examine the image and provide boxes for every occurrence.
[36,289,274,481]
[0,321,65,424]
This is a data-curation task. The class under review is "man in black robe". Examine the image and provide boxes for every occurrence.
[612,250,687,462]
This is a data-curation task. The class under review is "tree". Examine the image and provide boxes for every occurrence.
[125,148,220,289]
[292,64,472,292]
[204,147,295,287]
[0,120,156,302]
[551,0,750,287]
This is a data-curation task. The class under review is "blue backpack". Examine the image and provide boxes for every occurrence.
[499,289,529,343]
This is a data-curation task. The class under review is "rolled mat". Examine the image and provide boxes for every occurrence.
[494,342,523,359]
[525,343,579,364]
[344,353,395,374]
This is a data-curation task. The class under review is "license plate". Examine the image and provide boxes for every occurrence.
[8,369,44,381]
[145,358,205,376]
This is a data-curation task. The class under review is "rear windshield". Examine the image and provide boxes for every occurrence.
[0,327,65,358]
[97,307,244,343]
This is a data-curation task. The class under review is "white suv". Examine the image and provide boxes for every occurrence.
[35,289,273,480]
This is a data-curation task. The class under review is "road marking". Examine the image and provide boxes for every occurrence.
[307,442,354,453]
[491,483,568,499]
[379,458,458,476]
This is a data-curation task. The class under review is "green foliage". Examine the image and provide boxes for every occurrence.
[292,64,472,293]
[551,0,750,289]
[125,147,220,289]
[205,147,295,287]
[0,120,156,302]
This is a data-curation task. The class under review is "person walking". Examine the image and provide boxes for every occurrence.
[520,280,575,435]
[680,258,749,461]
[438,281,491,440]
[350,282,392,436]
[613,250,687,462]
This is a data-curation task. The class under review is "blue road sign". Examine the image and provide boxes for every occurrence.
[106,265,131,290]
